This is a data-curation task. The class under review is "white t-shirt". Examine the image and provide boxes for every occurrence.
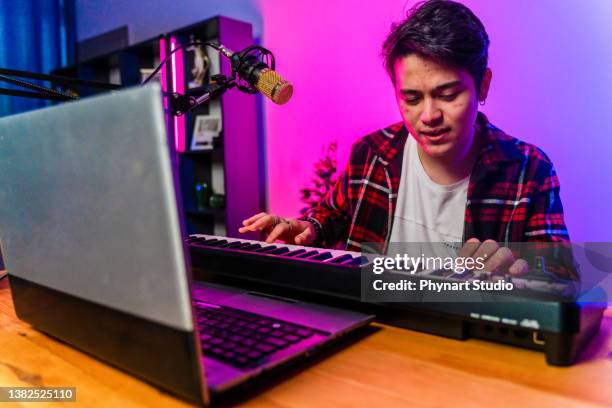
[388,136,469,253]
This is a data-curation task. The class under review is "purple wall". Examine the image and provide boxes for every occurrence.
[77,0,612,241]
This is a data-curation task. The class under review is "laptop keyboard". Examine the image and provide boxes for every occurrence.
[195,302,324,370]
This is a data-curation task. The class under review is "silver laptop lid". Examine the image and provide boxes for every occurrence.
[0,84,194,332]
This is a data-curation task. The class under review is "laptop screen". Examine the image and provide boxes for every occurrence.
[0,84,194,332]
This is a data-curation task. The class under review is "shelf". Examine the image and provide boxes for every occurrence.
[180,148,223,160]
[180,148,221,155]
[54,16,261,237]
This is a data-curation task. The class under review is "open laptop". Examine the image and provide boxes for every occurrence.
[0,84,373,405]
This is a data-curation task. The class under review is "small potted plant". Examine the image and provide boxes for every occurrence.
[300,141,338,215]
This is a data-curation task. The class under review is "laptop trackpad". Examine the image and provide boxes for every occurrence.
[192,281,371,333]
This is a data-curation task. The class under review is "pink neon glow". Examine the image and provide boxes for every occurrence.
[257,2,399,219]
[170,36,186,152]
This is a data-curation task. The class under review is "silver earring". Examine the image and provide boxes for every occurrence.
[479,99,486,106]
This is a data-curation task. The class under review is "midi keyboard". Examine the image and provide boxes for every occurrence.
[187,234,607,366]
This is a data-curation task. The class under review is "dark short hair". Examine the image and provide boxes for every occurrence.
[382,0,490,90]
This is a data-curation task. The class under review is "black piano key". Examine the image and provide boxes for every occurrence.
[238,242,258,249]
[284,249,307,257]
[219,241,245,249]
[205,239,229,247]
[253,246,278,253]
[346,255,369,266]
[229,242,258,250]
[447,271,474,280]
[240,243,262,251]
[309,252,333,261]
[295,250,319,259]
[223,241,254,249]
[269,247,290,255]
[430,269,458,277]
[329,254,354,264]
[192,238,219,246]
[192,238,225,247]
[440,269,457,277]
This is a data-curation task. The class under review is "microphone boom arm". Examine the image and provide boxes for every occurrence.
[1,42,290,113]
[0,67,122,101]
[169,74,235,116]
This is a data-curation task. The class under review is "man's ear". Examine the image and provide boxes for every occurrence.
[479,68,492,102]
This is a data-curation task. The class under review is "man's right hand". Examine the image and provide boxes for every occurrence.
[238,212,316,245]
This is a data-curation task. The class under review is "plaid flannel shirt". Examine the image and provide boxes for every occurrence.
[301,112,570,254]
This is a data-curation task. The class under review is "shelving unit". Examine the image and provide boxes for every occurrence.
[52,16,262,239]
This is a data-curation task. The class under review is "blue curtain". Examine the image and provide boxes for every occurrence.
[0,0,75,117]
[0,0,74,269]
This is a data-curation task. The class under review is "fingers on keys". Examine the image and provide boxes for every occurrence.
[294,223,314,245]
[239,213,275,233]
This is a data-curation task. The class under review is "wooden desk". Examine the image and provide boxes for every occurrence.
[1,276,610,407]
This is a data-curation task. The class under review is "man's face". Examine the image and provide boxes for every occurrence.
[394,54,486,160]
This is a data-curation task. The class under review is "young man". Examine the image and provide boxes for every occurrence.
[240,0,570,277]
